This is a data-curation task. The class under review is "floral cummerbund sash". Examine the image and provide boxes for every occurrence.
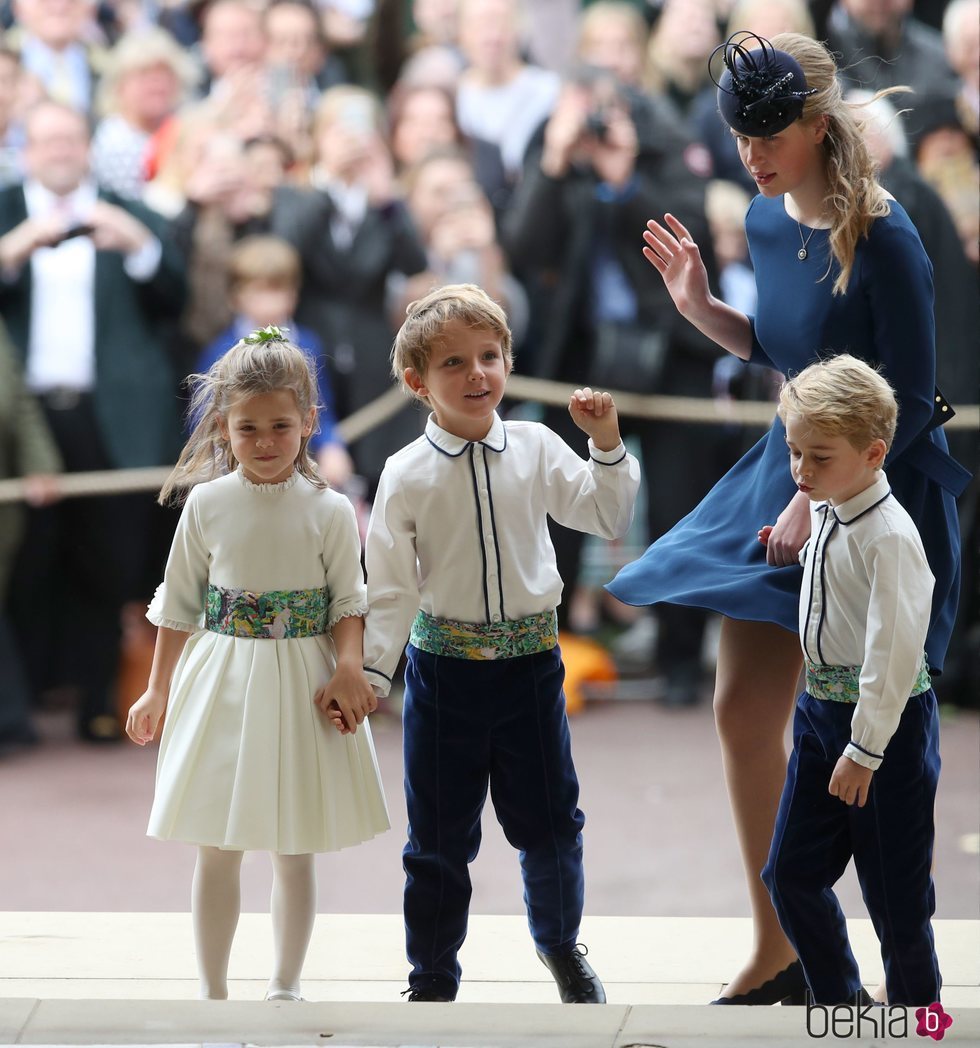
[805,656,931,704]
[409,609,558,661]
[205,584,328,639]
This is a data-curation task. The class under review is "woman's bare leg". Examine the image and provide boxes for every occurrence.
[192,846,244,999]
[267,852,317,1000]
[713,616,802,999]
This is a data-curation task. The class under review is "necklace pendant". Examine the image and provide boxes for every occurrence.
[797,247,808,261]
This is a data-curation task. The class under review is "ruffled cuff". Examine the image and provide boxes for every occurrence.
[146,584,203,633]
[327,604,368,629]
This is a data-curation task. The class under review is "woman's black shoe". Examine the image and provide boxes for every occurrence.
[710,960,808,1005]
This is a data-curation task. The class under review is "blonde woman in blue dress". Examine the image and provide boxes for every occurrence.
[610,33,968,1004]
[126,329,389,1001]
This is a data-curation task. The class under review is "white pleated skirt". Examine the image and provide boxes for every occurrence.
[147,631,390,854]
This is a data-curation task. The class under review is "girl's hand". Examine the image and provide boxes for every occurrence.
[764,491,811,567]
[315,663,377,734]
[568,387,622,452]
[125,688,167,745]
[829,755,874,807]
[642,214,712,320]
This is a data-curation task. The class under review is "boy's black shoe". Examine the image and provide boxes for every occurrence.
[537,944,606,1003]
[401,986,453,1002]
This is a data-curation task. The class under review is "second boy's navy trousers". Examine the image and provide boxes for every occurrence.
[401,643,586,999]
[763,689,942,1006]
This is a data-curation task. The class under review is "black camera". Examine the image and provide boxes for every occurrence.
[585,109,611,142]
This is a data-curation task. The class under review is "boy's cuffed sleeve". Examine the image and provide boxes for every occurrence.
[540,429,640,540]
[845,530,934,770]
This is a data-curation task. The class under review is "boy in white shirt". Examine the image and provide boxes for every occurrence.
[358,283,639,1003]
[761,354,941,1006]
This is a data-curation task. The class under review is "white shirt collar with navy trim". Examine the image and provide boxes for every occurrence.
[825,470,892,525]
[424,412,507,457]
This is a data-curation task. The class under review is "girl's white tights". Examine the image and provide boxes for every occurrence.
[193,846,244,1000]
[267,851,317,999]
[192,847,317,1001]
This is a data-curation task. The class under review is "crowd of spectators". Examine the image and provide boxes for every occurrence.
[0,0,976,751]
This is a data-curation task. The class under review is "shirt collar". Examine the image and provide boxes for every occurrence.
[24,177,97,222]
[424,412,507,457]
[829,471,891,525]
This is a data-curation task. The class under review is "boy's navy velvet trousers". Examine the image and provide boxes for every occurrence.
[763,689,942,1006]
[401,643,586,999]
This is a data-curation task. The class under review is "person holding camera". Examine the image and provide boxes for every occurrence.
[0,99,185,743]
[269,85,427,490]
[503,65,721,705]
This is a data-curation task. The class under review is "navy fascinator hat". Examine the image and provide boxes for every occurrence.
[711,32,817,136]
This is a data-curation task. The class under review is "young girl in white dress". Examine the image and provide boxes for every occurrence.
[126,328,390,1002]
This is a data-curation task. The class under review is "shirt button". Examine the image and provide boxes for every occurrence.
[491,614,501,623]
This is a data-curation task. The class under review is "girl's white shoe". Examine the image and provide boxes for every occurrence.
[265,989,303,1001]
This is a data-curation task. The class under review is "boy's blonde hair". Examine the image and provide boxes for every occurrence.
[391,283,513,402]
[777,354,898,452]
[160,332,323,504]
[227,235,301,293]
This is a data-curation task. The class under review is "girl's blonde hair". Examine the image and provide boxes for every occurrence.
[159,333,324,505]
[391,283,513,403]
[771,33,904,295]
[777,353,898,451]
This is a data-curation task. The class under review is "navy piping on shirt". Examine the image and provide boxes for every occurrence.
[364,666,392,684]
[803,505,831,665]
[591,448,627,466]
[849,739,884,761]
[426,433,469,458]
[806,492,892,668]
[483,455,506,620]
[422,421,509,624]
[468,446,492,622]
[814,516,838,665]
[833,490,892,526]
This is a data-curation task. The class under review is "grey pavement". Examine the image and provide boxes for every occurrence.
[0,690,977,920]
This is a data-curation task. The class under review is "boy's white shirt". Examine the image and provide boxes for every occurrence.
[362,411,640,694]
[798,470,935,770]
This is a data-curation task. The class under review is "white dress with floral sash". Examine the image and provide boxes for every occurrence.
[145,468,389,854]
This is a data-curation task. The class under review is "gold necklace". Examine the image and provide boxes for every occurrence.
[796,221,818,261]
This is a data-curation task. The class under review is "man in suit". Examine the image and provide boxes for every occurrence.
[8,0,104,114]
[0,99,185,741]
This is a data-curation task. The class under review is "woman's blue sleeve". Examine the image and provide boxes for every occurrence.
[863,220,935,463]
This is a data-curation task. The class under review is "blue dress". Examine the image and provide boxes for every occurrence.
[607,194,970,674]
